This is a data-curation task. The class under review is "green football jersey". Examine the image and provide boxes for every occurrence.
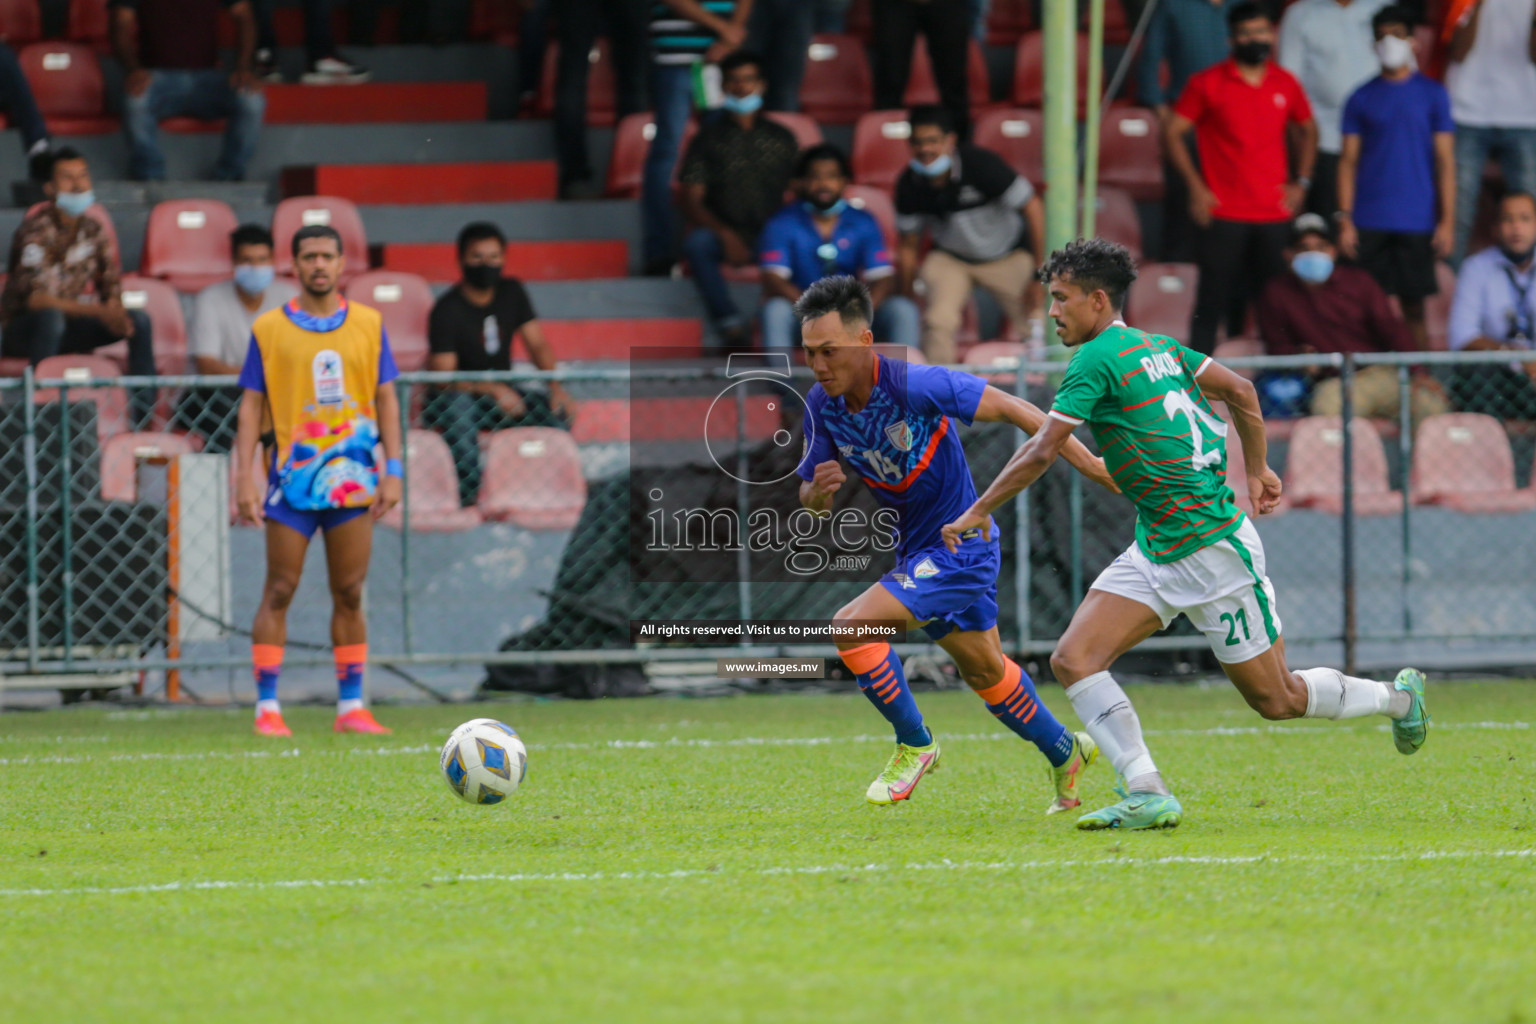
[1050,322,1244,564]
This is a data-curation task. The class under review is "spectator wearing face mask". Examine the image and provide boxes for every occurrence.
[758,144,919,349]
[676,50,799,346]
[1446,191,1536,418]
[425,221,573,507]
[1337,7,1456,352]
[1165,2,1318,354]
[1256,213,1448,424]
[177,223,298,451]
[894,104,1045,365]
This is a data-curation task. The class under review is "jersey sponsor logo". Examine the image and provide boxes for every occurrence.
[913,557,940,579]
[312,349,345,405]
[885,420,914,452]
[1140,351,1184,383]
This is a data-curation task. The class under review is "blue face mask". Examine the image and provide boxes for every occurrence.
[55,189,94,217]
[803,197,848,217]
[909,153,952,178]
[1292,250,1334,284]
[233,263,276,295]
[720,91,762,115]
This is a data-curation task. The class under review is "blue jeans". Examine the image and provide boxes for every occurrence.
[760,294,921,350]
[123,70,266,181]
[681,227,745,331]
[1453,124,1536,264]
[642,63,697,267]
[0,41,47,152]
[4,308,156,427]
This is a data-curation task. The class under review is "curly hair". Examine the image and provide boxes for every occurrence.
[1037,238,1137,312]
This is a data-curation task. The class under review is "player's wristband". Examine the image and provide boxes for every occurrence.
[384,458,403,479]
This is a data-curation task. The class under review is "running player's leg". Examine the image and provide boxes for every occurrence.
[321,511,391,734]
[937,625,1096,813]
[833,583,937,804]
[250,519,312,735]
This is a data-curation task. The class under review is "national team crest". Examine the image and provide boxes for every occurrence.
[913,558,940,579]
[884,420,914,452]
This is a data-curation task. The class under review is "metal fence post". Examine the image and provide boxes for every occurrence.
[60,383,74,670]
[399,379,414,654]
[22,368,39,674]
[1397,363,1412,635]
[734,375,751,633]
[1340,355,1357,675]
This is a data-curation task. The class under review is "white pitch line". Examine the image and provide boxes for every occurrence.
[0,721,1527,768]
[0,848,1530,900]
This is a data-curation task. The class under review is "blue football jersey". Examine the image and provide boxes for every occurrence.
[797,354,993,555]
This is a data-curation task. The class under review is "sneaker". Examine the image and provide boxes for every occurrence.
[1076,780,1182,831]
[866,737,941,805]
[254,710,292,737]
[255,48,283,83]
[302,55,371,84]
[334,708,392,734]
[1391,667,1429,755]
[1046,731,1098,815]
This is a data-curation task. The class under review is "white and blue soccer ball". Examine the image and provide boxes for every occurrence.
[439,718,528,805]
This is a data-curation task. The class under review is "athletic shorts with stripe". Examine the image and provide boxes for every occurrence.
[1089,517,1281,664]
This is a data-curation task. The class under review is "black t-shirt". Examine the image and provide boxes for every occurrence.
[428,278,538,373]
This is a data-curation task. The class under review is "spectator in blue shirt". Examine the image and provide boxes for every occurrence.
[1337,5,1456,351]
[758,145,920,349]
[1446,191,1536,419]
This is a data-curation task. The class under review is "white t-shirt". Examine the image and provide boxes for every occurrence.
[1447,0,1536,128]
[189,277,298,367]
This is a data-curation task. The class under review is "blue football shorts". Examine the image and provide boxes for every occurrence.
[264,477,369,539]
[879,528,1001,640]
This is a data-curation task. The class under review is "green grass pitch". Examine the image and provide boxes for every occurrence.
[1,679,1533,1024]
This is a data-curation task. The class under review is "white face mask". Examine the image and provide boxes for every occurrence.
[1375,34,1415,71]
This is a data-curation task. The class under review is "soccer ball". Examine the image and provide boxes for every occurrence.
[439,718,528,805]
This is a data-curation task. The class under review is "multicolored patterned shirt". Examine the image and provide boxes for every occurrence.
[0,204,119,324]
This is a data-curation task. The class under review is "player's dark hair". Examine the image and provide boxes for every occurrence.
[456,220,506,258]
[1371,4,1415,33]
[1037,238,1138,312]
[907,104,955,136]
[45,145,86,180]
[291,223,342,257]
[794,275,873,328]
[796,143,852,181]
[1227,1,1271,33]
[231,223,274,258]
[719,49,764,78]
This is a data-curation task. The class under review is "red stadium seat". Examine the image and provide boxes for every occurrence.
[381,429,484,531]
[1013,32,1099,118]
[845,184,898,250]
[0,0,41,45]
[25,199,120,268]
[272,196,369,283]
[801,34,873,124]
[973,107,1044,189]
[1087,186,1142,258]
[1211,337,1262,380]
[852,110,912,190]
[904,36,994,111]
[33,353,129,438]
[1224,422,1289,516]
[140,199,239,294]
[1099,107,1163,201]
[344,271,433,372]
[1285,416,1401,515]
[67,0,108,46]
[1127,262,1197,340]
[19,42,116,133]
[1412,413,1536,512]
[766,110,826,150]
[535,39,616,125]
[117,275,189,375]
[100,431,199,502]
[480,427,588,530]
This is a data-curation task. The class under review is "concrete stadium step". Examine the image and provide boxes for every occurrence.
[283,161,558,203]
[526,279,758,325]
[246,45,519,118]
[264,82,487,123]
[358,199,639,246]
[383,239,629,283]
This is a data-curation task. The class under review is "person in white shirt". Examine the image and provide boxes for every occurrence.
[174,223,297,451]
[1445,0,1536,261]
[1279,0,1391,218]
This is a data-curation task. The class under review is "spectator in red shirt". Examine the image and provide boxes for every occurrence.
[1165,1,1319,354]
[1256,213,1448,424]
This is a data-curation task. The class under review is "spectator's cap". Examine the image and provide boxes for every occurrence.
[1291,212,1333,245]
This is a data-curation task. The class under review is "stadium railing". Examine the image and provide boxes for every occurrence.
[3,348,1535,697]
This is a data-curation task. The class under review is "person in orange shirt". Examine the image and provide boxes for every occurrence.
[233,224,403,737]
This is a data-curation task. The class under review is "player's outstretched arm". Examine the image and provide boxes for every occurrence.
[972,386,1118,493]
[940,415,1078,552]
[374,381,404,520]
[1194,359,1284,515]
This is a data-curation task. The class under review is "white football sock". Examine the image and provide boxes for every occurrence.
[337,698,364,715]
[1065,671,1169,795]
[1298,667,1407,719]
[256,698,281,716]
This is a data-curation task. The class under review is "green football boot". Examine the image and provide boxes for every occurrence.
[1391,667,1430,755]
[1046,731,1099,815]
[866,737,941,805]
[1076,780,1183,831]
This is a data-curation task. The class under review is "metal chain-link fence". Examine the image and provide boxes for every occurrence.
[3,349,1535,697]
